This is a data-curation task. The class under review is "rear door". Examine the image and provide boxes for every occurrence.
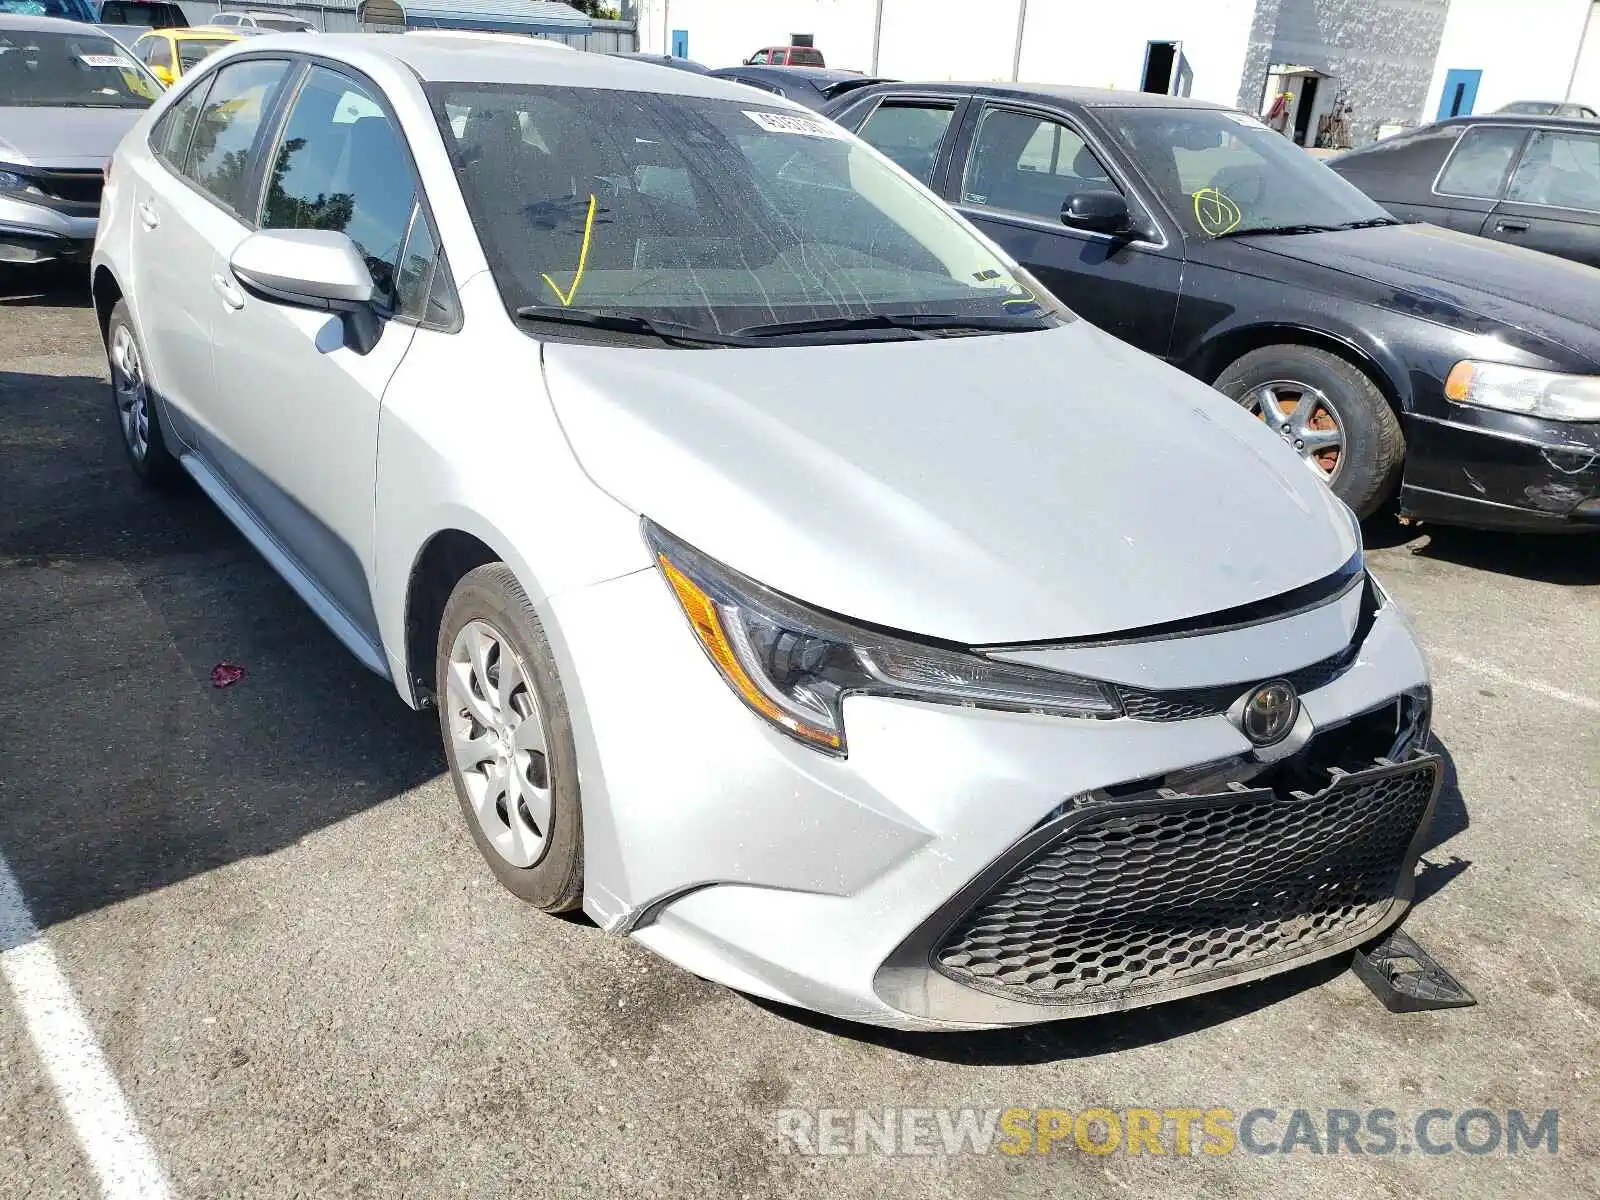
[946,100,1182,358]
[128,57,292,450]
[204,62,426,647]
[1429,123,1529,235]
[1484,126,1600,267]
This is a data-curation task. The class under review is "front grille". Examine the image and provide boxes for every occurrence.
[933,755,1439,1010]
[1115,646,1357,722]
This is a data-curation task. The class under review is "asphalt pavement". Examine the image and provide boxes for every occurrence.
[1,265,1597,1199]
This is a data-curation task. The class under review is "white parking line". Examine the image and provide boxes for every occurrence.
[1431,649,1600,715]
[0,854,175,1200]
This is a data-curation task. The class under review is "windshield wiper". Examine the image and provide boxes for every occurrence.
[1215,216,1402,239]
[730,312,1054,339]
[513,306,754,347]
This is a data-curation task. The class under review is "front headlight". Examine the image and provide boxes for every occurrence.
[645,520,1119,755]
[1445,360,1600,422]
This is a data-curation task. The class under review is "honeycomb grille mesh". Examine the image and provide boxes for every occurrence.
[934,760,1437,1007]
[1115,649,1356,722]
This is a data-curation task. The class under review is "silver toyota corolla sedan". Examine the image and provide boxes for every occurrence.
[92,33,1439,1030]
[0,13,160,268]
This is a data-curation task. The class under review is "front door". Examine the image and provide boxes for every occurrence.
[1438,69,1482,120]
[948,102,1182,358]
[205,64,424,643]
[1483,125,1600,267]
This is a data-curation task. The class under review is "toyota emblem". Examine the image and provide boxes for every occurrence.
[1240,680,1299,745]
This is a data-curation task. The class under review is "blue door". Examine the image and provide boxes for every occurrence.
[671,29,688,58]
[1438,69,1482,119]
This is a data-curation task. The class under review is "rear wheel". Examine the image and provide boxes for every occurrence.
[1214,344,1403,519]
[106,299,180,487]
[436,564,584,913]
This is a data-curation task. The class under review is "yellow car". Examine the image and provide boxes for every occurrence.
[130,26,255,88]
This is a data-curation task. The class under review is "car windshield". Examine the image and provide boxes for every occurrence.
[1105,107,1391,239]
[429,84,1066,342]
[1500,102,1557,115]
[0,28,158,106]
[254,16,308,30]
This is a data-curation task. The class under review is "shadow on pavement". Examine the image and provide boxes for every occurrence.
[0,364,443,938]
[1364,511,1600,584]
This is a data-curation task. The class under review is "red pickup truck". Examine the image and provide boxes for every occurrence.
[744,45,825,67]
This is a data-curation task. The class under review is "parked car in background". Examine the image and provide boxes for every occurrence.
[210,10,318,32]
[831,82,1600,530]
[0,0,95,20]
[709,65,888,111]
[0,14,160,267]
[1330,114,1600,269]
[131,24,257,86]
[97,0,187,29]
[93,33,1439,1032]
[1496,100,1597,119]
[743,44,824,67]
[606,51,710,73]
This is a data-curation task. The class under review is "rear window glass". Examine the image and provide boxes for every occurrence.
[1436,126,1525,198]
[788,47,824,66]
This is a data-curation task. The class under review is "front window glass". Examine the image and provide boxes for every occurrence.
[184,57,289,214]
[961,108,1120,221]
[1437,126,1525,198]
[1106,107,1390,238]
[1506,129,1600,210]
[429,84,1064,341]
[855,102,955,186]
[0,29,159,107]
[262,66,416,307]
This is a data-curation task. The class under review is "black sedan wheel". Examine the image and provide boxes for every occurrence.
[1215,345,1404,519]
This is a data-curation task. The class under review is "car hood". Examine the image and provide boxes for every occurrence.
[1240,222,1600,363]
[543,322,1357,644]
[0,106,145,169]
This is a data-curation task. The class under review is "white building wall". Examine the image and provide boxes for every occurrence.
[1423,0,1597,117]
[876,0,1024,81]
[1016,0,1258,104]
[631,0,877,69]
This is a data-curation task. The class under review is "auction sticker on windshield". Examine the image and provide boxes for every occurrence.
[744,109,842,138]
[79,54,131,68]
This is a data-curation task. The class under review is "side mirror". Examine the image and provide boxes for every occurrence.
[1061,189,1133,235]
[151,64,174,87]
[229,229,381,353]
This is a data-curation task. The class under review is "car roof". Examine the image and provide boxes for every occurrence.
[713,65,866,87]
[176,25,248,37]
[0,12,117,33]
[1437,112,1600,132]
[234,31,803,103]
[844,79,1230,110]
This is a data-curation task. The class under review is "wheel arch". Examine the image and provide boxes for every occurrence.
[400,528,504,708]
[91,265,123,348]
[1183,323,1411,419]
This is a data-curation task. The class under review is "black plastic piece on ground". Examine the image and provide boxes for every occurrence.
[1353,927,1476,1012]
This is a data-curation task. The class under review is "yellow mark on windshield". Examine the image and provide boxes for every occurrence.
[540,193,598,307]
[1193,188,1242,237]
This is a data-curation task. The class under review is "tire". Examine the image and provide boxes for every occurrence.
[1213,344,1404,520]
[435,563,584,913]
[106,299,181,487]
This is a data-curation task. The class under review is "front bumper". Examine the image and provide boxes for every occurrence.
[0,192,99,265]
[1402,406,1600,531]
[545,568,1431,1031]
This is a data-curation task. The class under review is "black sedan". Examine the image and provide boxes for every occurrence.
[1329,114,1600,268]
[708,65,889,112]
[825,83,1600,531]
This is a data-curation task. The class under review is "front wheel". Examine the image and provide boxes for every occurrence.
[1214,344,1404,519]
[436,563,584,913]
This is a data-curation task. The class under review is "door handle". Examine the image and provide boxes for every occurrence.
[136,201,159,231]
[211,272,245,311]
[1495,219,1530,234]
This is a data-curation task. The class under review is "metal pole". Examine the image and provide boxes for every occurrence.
[1011,0,1028,82]
[1565,0,1598,102]
[662,0,670,55]
[871,0,884,75]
